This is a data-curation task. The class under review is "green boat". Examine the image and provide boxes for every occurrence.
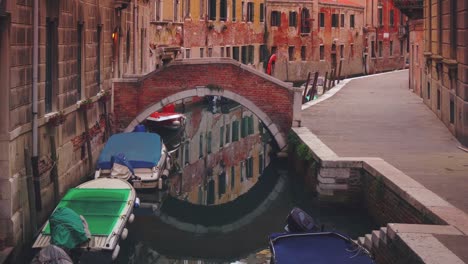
[32,178,137,261]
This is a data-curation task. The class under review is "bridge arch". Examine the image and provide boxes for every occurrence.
[113,58,302,151]
[123,87,287,149]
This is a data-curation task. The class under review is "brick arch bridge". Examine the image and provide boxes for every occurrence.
[113,58,302,150]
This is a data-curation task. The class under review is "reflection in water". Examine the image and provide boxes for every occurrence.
[116,96,376,264]
[165,97,274,205]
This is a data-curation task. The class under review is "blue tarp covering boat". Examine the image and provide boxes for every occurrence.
[269,232,374,264]
[97,133,162,170]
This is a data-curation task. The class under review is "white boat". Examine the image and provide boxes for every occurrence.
[94,132,171,189]
[32,178,137,261]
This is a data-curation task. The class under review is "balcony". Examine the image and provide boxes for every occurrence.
[114,0,131,10]
[393,0,423,19]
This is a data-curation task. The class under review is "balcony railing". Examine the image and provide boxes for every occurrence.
[394,0,423,19]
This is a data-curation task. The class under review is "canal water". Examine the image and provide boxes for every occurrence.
[115,97,377,264]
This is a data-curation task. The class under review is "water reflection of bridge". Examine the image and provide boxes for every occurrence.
[136,161,287,231]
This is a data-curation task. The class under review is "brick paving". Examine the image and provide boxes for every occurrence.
[302,70,468,215]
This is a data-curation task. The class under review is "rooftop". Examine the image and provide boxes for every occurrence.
[319,0,364,8]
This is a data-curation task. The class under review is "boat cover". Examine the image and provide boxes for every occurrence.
[43,188,131,236]
[269,232,374,264]
[48,207,89,249]
[31,244,73,264]
[97,132,162,170]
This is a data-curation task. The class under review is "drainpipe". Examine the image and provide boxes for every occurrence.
[32,0,42,209]
[133,1,137,74]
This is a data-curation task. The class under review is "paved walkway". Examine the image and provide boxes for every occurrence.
[302,70,468,215]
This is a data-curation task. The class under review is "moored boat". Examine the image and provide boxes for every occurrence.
[269,208,374,264]
[146,104,186,130]
[95,132,171,189]
[32,178,137,262]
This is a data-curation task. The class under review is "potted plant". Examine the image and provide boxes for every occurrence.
[97,89,111,103]
[77,98,93,111]
[48,111,67,127]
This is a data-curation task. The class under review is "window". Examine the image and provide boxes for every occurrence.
[260,3,264,22]
[450,99,454,124]
[225,124,230,143]
[271,46,277,55]
[185,48,191,58]
[427,82,431,99]
[220,0,227,21]
[218,172,226,198]
[242,1,245,21]
[332,14,338,27]
[174,0,179,21]
[319,45,324,60]
[390,41,393,56]
[340,14,344,27]
[437,89,441,110]
[340,44,344,59]
[220,126,224,147]
[271,11,281,26]
[371,41,375,58]
[241,116,248,137]
[241,46,247,64]
[233,46,240,61]
[184,0,191,18]
[258,153,264,175]
[319,13,325,27]
[221,47,225,57]
[155,0,162,21]
[248,116,254,134]
[208,47,212,57]
[301,46,306,61]
[350,14,355,28]
[400,40,404,56]
[200,0,205,19]
[231,166,235,189]
[246,157,253,178]
[77,23,83,99]
[289,11,297,27]
[200,47,204,58]
[226,46,231,57]
[301,8,311,33]
[208,0,216,20]
[378,7,383,26]
[199,134,203,158]
[378,41,383,57]
[247,2,254,22]
[232,120,239,141]
[390,9,394,26]
[248,45,254,64]
[259,44,266,62]
[184,141,190,165]
[207,132,212,154]
[350,44,354,57]
[232,0,236,21]
[288,46,294,61]
[240,161,245,181]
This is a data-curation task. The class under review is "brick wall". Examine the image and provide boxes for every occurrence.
[113,60,295,142]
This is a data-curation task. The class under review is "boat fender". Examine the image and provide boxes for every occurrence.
[134,197,140,208]
[111,244,120,261]
[128,213,135,224]
[121,228,128,240]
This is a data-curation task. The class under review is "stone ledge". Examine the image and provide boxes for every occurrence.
[397,233,465,264]
[291,126,468,237]
[387,223,463,240]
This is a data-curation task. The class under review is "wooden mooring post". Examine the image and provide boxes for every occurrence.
[328,69,335,89]
[49,135,59,204]
[323,72,329,92]
[309,72,319,100]
[302,72,312,104]
[81,109,94,175]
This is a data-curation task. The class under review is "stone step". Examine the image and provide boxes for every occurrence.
[364,234,373,251]
[358,236,365,246]
[380,227,388,245]
[371,230,381,248]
